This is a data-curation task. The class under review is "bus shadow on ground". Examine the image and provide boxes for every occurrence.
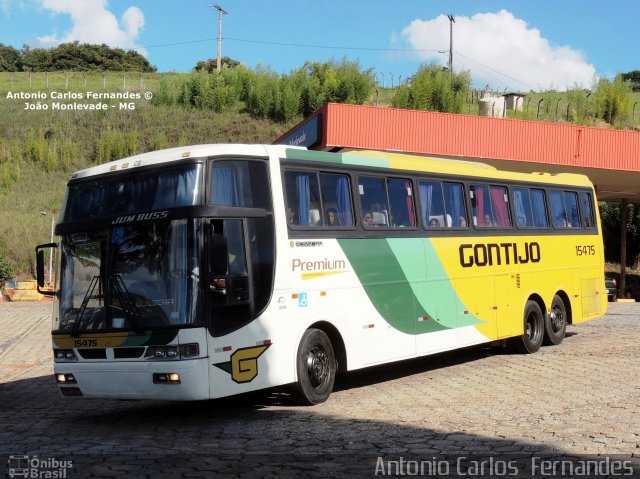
[2,374,637,478]
[0,337,570,413]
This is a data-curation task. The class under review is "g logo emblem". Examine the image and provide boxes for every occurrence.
[230,345,270,383]
[215,344,271,384]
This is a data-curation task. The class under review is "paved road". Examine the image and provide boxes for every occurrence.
[1,301,639,478]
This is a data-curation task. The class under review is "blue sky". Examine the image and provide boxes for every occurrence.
[1,0,638,91]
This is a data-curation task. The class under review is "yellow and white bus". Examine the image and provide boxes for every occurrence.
[37,144,606,404]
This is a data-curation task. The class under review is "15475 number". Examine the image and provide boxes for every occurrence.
[576,245,596,256]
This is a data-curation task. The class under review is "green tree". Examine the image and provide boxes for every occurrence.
[620,70,640,92]
[391,63,470,114]
[599,202,640,265]
[19,42,156,72]
[0,43,21,71]
[0,256,14,283]
[194,57,240,72]
[565,87,593,125]
[593,75,632,127]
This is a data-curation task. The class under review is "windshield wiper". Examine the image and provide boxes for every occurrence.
[71,275,102,337]
[109,274,144,333]
[71,274,144,336]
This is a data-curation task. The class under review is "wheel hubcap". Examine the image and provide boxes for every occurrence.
[550,307,564,332]
[306,346,329,388]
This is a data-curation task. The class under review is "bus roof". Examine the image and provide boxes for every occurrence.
[70,143,593,189]
[283,148,595,188]
[69,144,297,180]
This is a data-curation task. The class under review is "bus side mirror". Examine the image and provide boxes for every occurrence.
[36,250,46,287]
[35,243,57,296]
[211,233,228,276]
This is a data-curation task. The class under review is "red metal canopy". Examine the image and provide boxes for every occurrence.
[276,103,640,201]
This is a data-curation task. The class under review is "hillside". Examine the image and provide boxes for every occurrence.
[0,73,291,278]
[1,69,639,279]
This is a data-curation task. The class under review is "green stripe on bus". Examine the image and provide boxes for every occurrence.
[338,238,482,335]
[285,149,345,164]
[337,238,440,334]
[388,238,483,329]
[285,149,391,168]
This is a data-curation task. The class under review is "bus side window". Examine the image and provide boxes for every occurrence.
[319,173,354,227]
[387,178,415,227]
[418,180,445,228]
[550,190,580,228]
[490,185,512,228]
[530,188,549,227]
[564,191,581,228]
[470,185,495,227]
[359,176,389,227]
[443,182,467,228]
[211,160,271,210]
[283,170,322,227]
[549,190,569,228]
[579,192,596,228]
[513,188,533,227]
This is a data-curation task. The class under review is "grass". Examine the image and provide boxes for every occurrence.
[0,71,177,93]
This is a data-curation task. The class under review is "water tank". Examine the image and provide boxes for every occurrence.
[479,96,505,118]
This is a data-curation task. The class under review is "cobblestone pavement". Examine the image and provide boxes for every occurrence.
[1,301,639,478]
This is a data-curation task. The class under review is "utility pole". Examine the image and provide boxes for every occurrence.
[211,4,227,72]
[447,14,455,79]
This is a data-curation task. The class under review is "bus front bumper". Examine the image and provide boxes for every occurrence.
[54,357,210,400]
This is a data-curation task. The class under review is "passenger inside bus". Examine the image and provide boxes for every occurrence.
[287,207,297,225]
[555,211,571,227]
[326,208,340,226]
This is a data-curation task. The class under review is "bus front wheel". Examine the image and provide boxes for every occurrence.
[543,295,567,346]
[510,300,544,354]
[294,328,336,405]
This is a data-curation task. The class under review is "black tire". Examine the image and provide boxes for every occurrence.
[294,329,336,405]
[543,295,567,346]
[509,300,545,354]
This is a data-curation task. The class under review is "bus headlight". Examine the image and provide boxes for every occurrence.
[144,344,199,360]
[54,349,77,361]
[180,343,200,358]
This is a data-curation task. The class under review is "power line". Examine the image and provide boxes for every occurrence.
[133,38,214,49]
[224,37,446,53]
[133,36,445,54]
[454,51,539,92]
[132,35,535,91]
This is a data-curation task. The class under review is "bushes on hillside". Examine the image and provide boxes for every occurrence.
[0,256,14,284]
[391,63,471,113]
[153,59,375,123]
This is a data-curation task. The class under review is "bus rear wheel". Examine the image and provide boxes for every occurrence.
[510,300,544,354]
[294,328,336,405]
[543,295,567,346]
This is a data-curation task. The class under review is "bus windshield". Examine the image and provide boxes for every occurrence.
[63,164,202,222]
[56,219,202,333]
